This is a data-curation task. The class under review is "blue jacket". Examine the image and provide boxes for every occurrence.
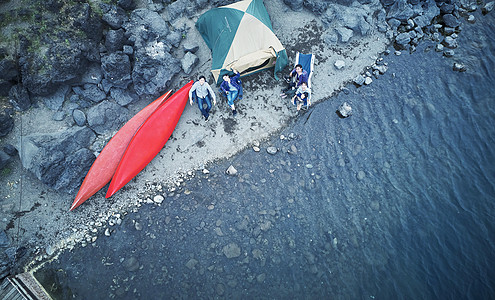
[220,73,241,94]
[290,68,308,87]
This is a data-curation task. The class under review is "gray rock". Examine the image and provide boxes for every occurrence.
[226,165,237,176]
[442,14,461,28]
[105,29,126,52]
[20,127,96,193]
[110,88,139,107]
[9,84,31,111]
[357,170,366,180]
[443,49,455,57]
[102,4,128,29]
[336,27,354,43]
[73,109,86,126]
[467,15,475,23]
[0,110,14,137]
[443,36,458,49]
[395,32,411,47]
[266,146,278,155]
[3,144,17,157]
[337,102,352,118]
[181,52,199,75]
[353,75,365,86]
[334,60,346,70]
[387,18,401,31]
[123,45,134,55]
[453,63,467,72]
[87,101,129,134]
[166,31,183,48]
[223,243,241,258]
[101,52,132,90]
[186,258,198,269]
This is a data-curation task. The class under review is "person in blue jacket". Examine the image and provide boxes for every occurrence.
[220,69,241,116]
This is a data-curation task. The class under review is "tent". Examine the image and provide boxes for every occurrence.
[196,0,288,84]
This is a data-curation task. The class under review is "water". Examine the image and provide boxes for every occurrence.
[35,13,495,299]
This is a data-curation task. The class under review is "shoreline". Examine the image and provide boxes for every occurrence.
[3,0,391,274]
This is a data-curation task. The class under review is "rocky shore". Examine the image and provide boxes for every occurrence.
[0,0,492,279]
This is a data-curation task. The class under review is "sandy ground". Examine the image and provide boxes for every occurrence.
[0,0,389,271]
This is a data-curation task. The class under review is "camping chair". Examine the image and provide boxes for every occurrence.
[293,52,314,110]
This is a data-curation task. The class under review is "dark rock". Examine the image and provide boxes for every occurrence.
[0,110,14,137]
[132,46,180,96]
[482,2,494,15]
[101,52,132,90]
[284,0,304,11]
[123,45,134,55]
[105,29,126,53]
[0,58,18,82]
[80,64,103,85]
[3,144,17,157]
[304,0,331,15]
[87,101,129,134]
[440,3,455,14]
[73,109,86,126]
[164,0,195,20]
[443,49,455,57]
[381,0,396,6]
[20,127,96,193]
[124,9,170,48]
[181,52,199,75]
[81,84,106,103]
[387,0,414,22]
[0,80,14,97]
[387,18,401,31]
[411,0,440,27]
[110,87,139,106]
[40,85,69,111]
[442,14,461,28]
[102,5,128,29]
[118,0,136,11]
[0,150,10,170]
[9,84,31,111]
[183,42,199,54]
[337,102,352,118]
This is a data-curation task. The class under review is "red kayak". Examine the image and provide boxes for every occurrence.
[70,90,172,211]
[106,80,193,198]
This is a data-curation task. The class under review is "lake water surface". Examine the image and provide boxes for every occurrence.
[35,12,495,300]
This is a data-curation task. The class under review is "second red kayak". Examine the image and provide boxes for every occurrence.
[106,80,193,198]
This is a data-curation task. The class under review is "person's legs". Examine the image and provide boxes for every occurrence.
[197,96,207,118]
[204,95,212,118]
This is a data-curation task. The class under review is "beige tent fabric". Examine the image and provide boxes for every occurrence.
[224,0,252,12]
[211,12,285,82]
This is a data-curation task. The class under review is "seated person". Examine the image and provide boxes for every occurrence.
[291,82,311,111]
[281,64,308,98]
[220,69,241,116]
[189,75,216,122]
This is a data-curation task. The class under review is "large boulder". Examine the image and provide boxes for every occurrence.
[124,9,170,48]
[101,52,132,90]
[8,84,31,111]
[132,42,180,96]
[101,4,128,29]
[386,0,415,22]
[19,127,96,193]
[105,29,126,53]
[0,110,14,137]
[18,2,102,96]
[86,100,129,134]
[0,58,18,96]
